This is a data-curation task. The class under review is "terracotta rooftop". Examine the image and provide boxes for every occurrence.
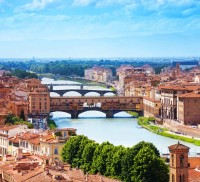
[0,125,18,131]
[189,168,200,182]
[160,85,200,91]
[179,91,200,98]
[143,96,160,103]
[19,132,40,140]
[168,142,190,151]
[9,135,20,143]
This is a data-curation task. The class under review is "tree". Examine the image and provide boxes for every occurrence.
[121,141,160,182]
[80,141,98,173]
[110,145,127,179]
[91,141,115,175]
[132,146,169,182]
[61,135,90,167]
[55,131,62,137]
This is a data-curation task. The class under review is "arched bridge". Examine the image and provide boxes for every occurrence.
[50,96,143,119]
[50,89,116,96]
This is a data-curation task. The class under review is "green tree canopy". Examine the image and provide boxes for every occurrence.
[132,146,169,182]
[61,136,169,181]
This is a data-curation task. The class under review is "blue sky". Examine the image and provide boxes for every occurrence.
[0,0,200,58]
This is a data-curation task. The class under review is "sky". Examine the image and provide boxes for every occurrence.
[0,0,200,58]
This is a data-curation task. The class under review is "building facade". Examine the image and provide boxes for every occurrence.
[169,142,190,182]
[177,90,200,125]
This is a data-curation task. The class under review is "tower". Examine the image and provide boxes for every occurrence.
[168,142,190,182]
[176,63,180,77]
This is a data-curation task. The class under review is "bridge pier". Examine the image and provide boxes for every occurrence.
[137,111,144,117]
[71,112,78,119]
[106,110,114,118]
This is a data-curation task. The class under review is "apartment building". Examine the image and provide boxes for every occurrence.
[85,67,113,82]
[28,86,50,116]
[160,85,200,120]
[177,90,200,125]
[0,125,28,156]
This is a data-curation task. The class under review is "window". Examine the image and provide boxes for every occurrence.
[26,142,28,148]
[172,174,175,182]
[54,148,58,154]
[180,175,184,182]
[180,155,184,168]
[171,154,174,167]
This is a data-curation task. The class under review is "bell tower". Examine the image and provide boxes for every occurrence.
[168,142,190,182]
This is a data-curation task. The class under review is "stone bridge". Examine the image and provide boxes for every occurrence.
[50,89,116,96]
[46,83,116,96]
[50,96,143,119]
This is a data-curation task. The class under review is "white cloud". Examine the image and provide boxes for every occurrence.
[72,0,200,8]
[72,0,95,6]
[19,0,58,11]
[72,0,132,7]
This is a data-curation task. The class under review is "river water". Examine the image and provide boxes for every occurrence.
[43,78,200,155]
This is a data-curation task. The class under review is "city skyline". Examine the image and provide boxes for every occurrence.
[0,0,200,58]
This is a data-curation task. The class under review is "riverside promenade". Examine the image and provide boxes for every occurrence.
[163,119,200,139]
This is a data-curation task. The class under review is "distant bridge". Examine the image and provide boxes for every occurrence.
[47,84,116,96]
[49,89,116,96]
[45,83,109,89]
[50,96,143,119]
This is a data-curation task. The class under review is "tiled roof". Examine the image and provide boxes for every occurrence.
[29,137,40,145]
[160,85,200,91]
[0,125,18,131]
[19,132,40,140]
[168,142,190,151]
[9,135,20,143]
[189,168,200,182]
[179,91,200,98]
[143,96,160,103]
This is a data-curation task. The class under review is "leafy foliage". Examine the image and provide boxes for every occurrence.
[61,135,169,181]
[55,131,62,137]
[5,114,34,129]
[11,69,38,79]
[48,119,57,129]
[132,147,169,182]
[0,59,170,78]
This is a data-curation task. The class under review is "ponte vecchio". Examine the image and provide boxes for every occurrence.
[50,96,143,119]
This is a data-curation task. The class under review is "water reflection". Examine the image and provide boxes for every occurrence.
[52,114,200,156]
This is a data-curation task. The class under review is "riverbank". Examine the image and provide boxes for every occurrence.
[138,117,200,146]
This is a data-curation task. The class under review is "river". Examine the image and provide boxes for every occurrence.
[43,78,200,155]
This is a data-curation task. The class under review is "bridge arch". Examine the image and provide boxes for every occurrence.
[104,92,116,96]
[63,91,82,97]
[113,111,132,118]
[84,92,100,97]
[50,92,61,97]
[50,111,71,118]
[78,111,106,118]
